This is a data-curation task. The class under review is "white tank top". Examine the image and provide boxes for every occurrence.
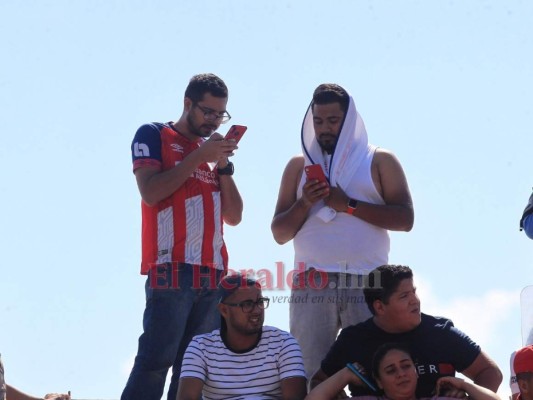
[294,145,389,274]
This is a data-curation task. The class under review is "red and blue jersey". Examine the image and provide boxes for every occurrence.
[132,122,228,274]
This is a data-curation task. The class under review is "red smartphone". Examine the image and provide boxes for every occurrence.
[224,125,247,144]
[304,164,328,184]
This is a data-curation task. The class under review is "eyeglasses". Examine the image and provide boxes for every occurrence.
[194,103,231,124]
[222,297,270,313]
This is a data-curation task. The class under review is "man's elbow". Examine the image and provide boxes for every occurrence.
[141,195,159,208]
[274,237,289,245]
[224,213,242,226]
[271,223,291,245]
[485,366,503,391]
[474,366,503,392]
[403,218,414,232]
[272,233,290,245]
[400,208,414,232]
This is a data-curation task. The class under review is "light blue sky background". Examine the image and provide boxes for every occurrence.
[1,1,532,398]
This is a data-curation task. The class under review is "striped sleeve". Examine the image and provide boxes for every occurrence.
[180,335,207,381]
[276,330,306,380]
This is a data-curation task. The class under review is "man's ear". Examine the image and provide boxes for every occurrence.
[218,303,228,319]
[184,97,193,112]
[373,300,386,315]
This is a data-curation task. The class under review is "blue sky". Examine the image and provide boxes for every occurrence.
[0,1,532,398]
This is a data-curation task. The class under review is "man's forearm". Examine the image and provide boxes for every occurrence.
[219,175,243,226]
[349,202,414,231]
[137,151,204,206]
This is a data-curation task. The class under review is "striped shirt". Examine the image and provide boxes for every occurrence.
[181,326,306,400]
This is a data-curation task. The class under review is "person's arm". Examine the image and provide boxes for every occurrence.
[271,156,329,244]
[325,149,414,231]
[310,368,331,390]
[524,214,533,239]
[217,157,243,226]
[306,367,361,400]
[280,376,307,400]
[436,376,501,400]
[6,385,70,400]
[176,377,204,400]
[460,351,502,392]
[135,134,238,207]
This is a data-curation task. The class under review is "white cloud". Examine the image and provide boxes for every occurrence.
[417,276,520,345]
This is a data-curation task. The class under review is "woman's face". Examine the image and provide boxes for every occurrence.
[376,349,418,400]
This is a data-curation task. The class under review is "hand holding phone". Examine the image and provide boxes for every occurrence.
[304,164,328,184]
[346,363,378,392]
[224,125,247,144]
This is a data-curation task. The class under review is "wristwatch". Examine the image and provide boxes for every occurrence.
[217,161,234,176]
[346,198,358,215]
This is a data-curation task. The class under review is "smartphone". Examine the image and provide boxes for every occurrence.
[346,363,378,392]
[224,125,248,144]
[304,164,328,184]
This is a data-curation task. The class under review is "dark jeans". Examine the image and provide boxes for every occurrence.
[121,263,223,400]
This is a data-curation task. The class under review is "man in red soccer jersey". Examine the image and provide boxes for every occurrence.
[121,73,243,400]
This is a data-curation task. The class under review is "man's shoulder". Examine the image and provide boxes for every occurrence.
[286,154,305,171]
[190,329,223,346]
[372,147,401,164]
[261,326,303,351]
[135,122,166,136]
[338,317,375,338]
[277,155,305,188]
[420,313,455,329]
[262,325,296,341]
[263,325,289,334]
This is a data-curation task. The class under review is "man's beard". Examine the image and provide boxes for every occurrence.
[317,134,338,154]
[186,114,217,138]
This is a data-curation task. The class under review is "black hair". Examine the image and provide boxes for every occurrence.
[312,83,349,113]
[218,273,261,332]
[516,372,533,381]
[218,273,260,303]
[364,265,413,315]
[184,73,228,103]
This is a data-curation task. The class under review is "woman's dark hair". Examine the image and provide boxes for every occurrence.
[371,342,414,379]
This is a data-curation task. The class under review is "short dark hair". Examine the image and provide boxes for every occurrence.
[372,342,413,379]
[218,273,261,332]
[517,371,533,382]
[218,273,260,303]
[364,265,413,315]
[184,73,228,103]
[312,83,350,113]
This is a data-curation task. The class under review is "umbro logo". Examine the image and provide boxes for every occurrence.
[171,144,184,153]
[133,142,149,157]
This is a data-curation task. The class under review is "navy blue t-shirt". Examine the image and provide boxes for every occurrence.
[321,313,481,397]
